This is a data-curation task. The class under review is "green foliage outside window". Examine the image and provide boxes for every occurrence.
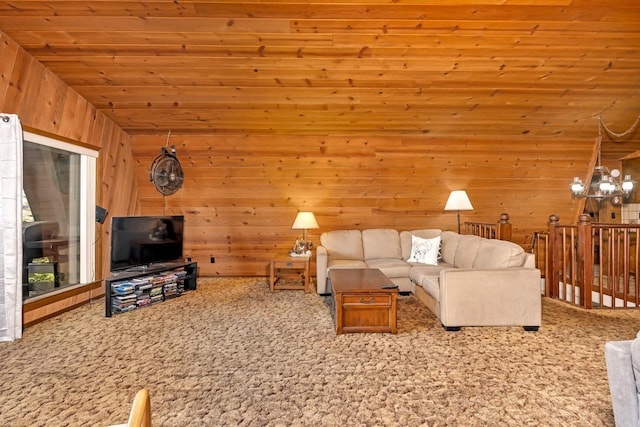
[28,273,55,283]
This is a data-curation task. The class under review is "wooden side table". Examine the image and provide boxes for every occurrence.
[269,255,310,292]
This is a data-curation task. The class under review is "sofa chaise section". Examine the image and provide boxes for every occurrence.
[410,232,541,330]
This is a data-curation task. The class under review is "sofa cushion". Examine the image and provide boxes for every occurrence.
[440,231,460,265]
[473,239,525,269]
[362,229,402,260]
[365,258,411,278]
[454,235,482,268]
[321,230,364,260]
[409,263,453,301]
[407,235,441,265]
[409,263,452,283]
[400,229,442,260]
[420,276,440,302]
[327,259,368,270]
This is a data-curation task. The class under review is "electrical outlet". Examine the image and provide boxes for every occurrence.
[210,256,215,263]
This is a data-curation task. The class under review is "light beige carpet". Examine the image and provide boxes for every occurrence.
[0,277,639,426]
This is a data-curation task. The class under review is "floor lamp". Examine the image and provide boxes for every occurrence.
[444,190,474,234]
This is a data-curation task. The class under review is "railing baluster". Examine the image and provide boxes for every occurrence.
[569,228,575,304]
[599,228,604,307]
[623,228,629,308]
[596,228,603,308]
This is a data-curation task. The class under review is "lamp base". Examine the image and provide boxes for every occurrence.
[292,237,313,255]
[289,250,311,257]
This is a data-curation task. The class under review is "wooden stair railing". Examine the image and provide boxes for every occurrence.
[464,213,512,241]
[534,214,640,309]
[530,230,549,282]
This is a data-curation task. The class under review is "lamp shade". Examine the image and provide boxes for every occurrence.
[292,211,319,230]
[444,190,474,211]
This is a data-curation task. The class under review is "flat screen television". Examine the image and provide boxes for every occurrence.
[109,215,184,273]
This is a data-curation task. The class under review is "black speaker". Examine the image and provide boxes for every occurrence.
[95,205,108,224]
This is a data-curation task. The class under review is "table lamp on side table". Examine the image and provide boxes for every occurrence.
[291,211,319,255]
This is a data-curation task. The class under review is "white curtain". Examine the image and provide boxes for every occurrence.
[0,114,23,341]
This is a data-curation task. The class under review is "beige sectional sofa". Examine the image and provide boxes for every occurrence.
[316,228,541,331]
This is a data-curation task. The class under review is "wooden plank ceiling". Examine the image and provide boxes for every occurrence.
[0,0,639,154]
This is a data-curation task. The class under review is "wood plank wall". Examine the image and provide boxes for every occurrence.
[131,133,595,277]
[1,31,139,324]
[2,25,638,285]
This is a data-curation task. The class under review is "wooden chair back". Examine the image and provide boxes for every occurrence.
[127,388,151,427]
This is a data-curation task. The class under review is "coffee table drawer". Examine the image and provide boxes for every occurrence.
[342,293,391,305]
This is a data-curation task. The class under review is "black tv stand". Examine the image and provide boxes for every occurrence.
[105,261,197,317]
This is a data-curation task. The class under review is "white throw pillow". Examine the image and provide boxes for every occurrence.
[407,235,440,265]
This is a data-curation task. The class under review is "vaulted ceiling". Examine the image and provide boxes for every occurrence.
[0,1,639,152]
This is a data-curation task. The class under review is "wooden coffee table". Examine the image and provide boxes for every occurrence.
[330,268,398,334]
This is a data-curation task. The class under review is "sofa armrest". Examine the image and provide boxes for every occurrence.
[605,339,639,427]
[439,268,542,328]
[316,245,329,294]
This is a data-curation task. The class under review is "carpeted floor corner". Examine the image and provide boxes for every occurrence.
[0,277,639,426]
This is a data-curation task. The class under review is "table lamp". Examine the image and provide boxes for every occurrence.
[291,211,319,253]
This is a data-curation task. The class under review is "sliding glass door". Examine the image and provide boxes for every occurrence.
[21,131,97,300]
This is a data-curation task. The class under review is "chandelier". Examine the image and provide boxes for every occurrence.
[570,114,639,201]
[570,167,633,200]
